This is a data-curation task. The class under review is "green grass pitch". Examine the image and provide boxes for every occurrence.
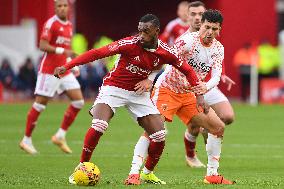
[0,102,283,188]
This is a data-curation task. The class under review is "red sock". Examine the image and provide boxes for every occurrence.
[80,128,103,162]
[184,137,196,158]
[60,105,80,131]
[25,107,41,137]
[144,140,165,171]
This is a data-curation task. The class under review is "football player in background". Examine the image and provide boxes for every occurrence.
[19,0,84,155]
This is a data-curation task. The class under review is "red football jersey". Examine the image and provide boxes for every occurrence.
[65,36,198,91]
[39,15,72,74]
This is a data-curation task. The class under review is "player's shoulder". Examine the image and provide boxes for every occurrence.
[117,36,140,46]
[44,15,57,29]
[213,39,224,51]
[159,40,178,56]
[175,30,196,47]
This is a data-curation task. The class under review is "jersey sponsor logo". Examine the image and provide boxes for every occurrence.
[55,36,71,45]
[211,53,218,59]
[59,27,64,31]
[188,58,211,73]
[126,63,151,76]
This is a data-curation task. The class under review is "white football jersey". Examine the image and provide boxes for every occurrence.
[155,31,224,93]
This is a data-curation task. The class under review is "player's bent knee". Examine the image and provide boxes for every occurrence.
[212,122,225,137]
[149,129,167,142]
[71,99,85,109]
[91,119,109,134]
[222,113,235,125]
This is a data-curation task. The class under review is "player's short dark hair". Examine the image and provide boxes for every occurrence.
[140,14,160,28]
[188,1,205,8]
[201,9,223,25]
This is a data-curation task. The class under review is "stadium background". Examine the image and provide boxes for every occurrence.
[0,1,283,188]
[0,0,278,98]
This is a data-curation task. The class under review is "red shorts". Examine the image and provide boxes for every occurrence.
[151,87,201,125]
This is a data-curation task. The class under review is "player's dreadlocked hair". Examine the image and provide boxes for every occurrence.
[140,14,160,28]
[202,9,223,25]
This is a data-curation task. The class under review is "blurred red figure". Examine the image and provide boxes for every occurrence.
[19,0,84,155]
[159,1,190,46]
[53,14,207,185]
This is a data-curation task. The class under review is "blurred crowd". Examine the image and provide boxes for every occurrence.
[233,39,282,101]
[0,35,115,100]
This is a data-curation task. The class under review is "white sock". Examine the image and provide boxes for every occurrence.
[23,136,32,145]
[129,136,150,175]
[55,128,66,139]
[206,133,222,176]
[142,167,151,175]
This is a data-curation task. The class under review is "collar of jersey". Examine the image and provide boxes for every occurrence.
[144,40,160,52]
[55,15,69,25]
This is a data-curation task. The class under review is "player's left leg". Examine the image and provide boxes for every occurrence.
[52,74,84,153]
[137,114,166,185]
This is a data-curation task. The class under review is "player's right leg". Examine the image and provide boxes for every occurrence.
[19,95,49,154]
[20,73,58,154]
[69,103,114,184]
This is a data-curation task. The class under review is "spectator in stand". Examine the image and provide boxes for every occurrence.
[18,57,37,94]
[233,43,256,101]
[0,58,17,90]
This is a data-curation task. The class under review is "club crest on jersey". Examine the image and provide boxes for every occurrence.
[134,56,140,62]
[153,57,159,67]
[59,27,64,31]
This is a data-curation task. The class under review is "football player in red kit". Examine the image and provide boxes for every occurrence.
[19,0,84,155]
[54,14,208,185]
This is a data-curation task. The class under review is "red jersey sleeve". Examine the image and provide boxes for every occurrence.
[64,41,121,70]
[40,21,52,42]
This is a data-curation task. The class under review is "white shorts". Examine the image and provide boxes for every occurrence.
[34,72,80,97]
[91,86,160,120]
[204,87,228,106]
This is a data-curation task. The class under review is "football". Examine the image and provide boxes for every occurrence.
[73,162,101,186]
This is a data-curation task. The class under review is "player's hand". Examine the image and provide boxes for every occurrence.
[191,81,207,95]
[71,66,80,77]
[221,75,236,91]
[54,66,67,78]
[196,95,210,114]
[64,49,76,58]
[134,79,153,95]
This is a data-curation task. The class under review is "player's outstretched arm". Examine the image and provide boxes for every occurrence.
[61,42,120,71]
